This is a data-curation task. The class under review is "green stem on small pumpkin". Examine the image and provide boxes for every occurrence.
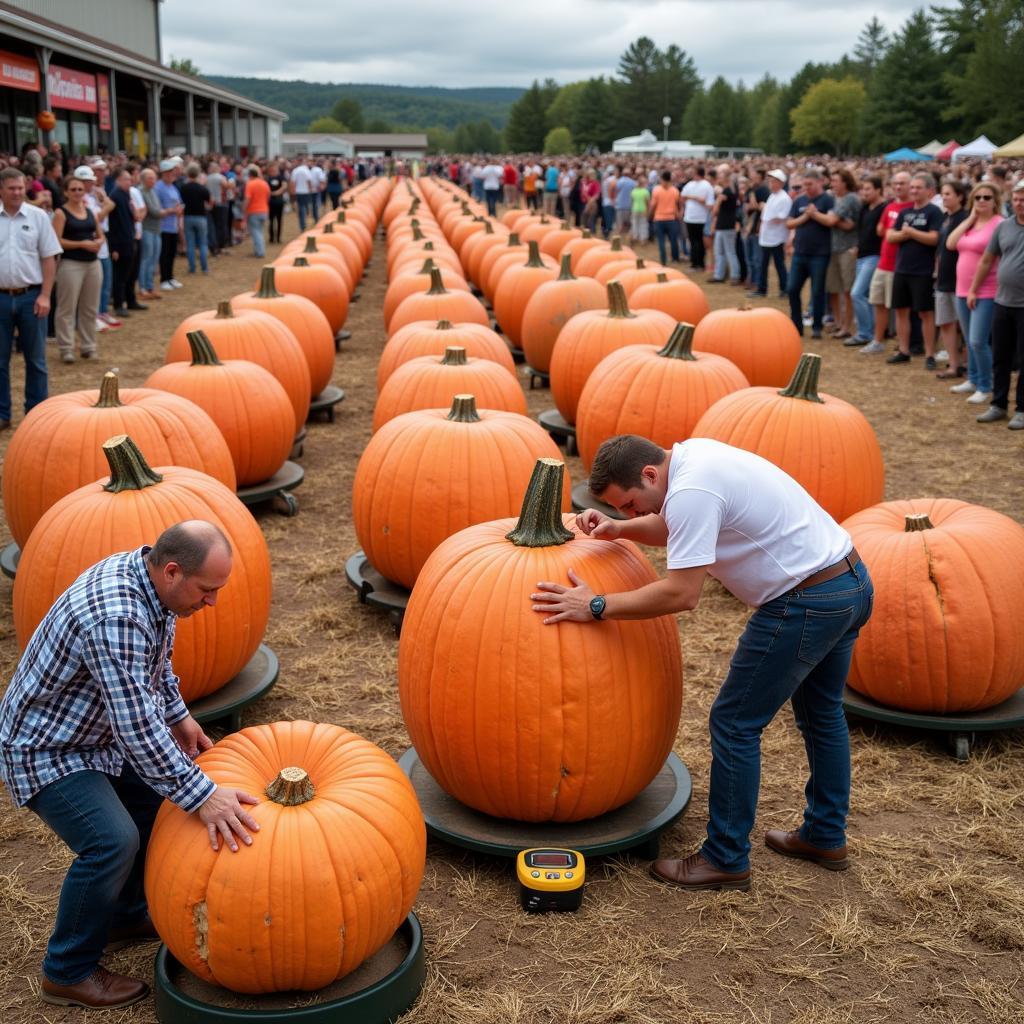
[777,353,824,404]
[427,267,449,295]
[655,273,669,283]
[411,225,424,242]
[102,435,163,493]
[266,767,315,806]
[605,281,636,319]
[656,323,697,361]
[292,256,310,267]
[186,330,223,366]
[418,257,437,276]
[905,513,935,532]
[94,371,122,408]
[447,394,481,422]
[505,458,573,548]
[255,266,283,298]
[441,346,468,365]
[215,299,234,319]
[302,236,320,254]
[609,235,624,251]
[524,240,545,268]
[558,253,575,280]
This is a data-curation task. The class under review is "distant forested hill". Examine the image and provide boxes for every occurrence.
[207,77,523,131]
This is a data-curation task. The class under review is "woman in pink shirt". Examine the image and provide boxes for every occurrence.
[947,182,1002,402]
[579,169,601,232]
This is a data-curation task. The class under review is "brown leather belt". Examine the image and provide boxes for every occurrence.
[0,286,34,295]
[785,548,860,596]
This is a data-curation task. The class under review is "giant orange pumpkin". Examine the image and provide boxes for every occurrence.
[388,269,490,336]
[843,500,1024,713]
[322,210,373,265]
[167,300,311,434]
[462,221,510,288]
[399,458,682,822]
[692,305,802,387]
[479,233,527,300]
[576,324,750,471]
[232,267,336,397]
[271,257,350,335]
[561,231,606,273]
[491,241,559,350]
[277,235,353,294]
[539,221,583,261]
[373,346,527,432]
[383,258,469,332]
[630,272,710,323]
[305,222,364,284]
[574,236,637,278]
[355,394,569,588]
[145,720,426,994]
[14,436,271,703]
[378,319,514,390]
[549,282,676,424]
[2,372,236,548]
[146,332,294,486]
[691,353,884,523]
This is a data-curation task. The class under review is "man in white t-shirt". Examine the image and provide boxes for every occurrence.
[309,161,326,220]
[752,169,792,297]
[481,160,503,217]
[681,167,715,271]
[532,435,873,892]
[289,158,314,231]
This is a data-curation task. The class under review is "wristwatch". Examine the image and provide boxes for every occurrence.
[589,595,606,620]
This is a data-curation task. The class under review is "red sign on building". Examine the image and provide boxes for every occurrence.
[0,50,40,92]
[97,74,111,130]
[47,65,98,113]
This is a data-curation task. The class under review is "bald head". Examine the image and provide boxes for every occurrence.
[147,521,233,617]
[148,520,232,574]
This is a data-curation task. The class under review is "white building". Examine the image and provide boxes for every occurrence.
[612,130,714,158]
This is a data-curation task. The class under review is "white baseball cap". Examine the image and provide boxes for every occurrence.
[767,169,787,183]
[158,159,175,172]
[72,165,96,181]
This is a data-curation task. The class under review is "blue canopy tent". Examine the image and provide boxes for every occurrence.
[884,147,930,162]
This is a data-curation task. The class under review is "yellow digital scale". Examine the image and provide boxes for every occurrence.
[516,848,586,912]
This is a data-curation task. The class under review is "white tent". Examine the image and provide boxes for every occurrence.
[917,139,944,156]
[613,129,713,157]
[951,135,999,160]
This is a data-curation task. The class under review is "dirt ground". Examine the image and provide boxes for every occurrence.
[0,200,1022,1024]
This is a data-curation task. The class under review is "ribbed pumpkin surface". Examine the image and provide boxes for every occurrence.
[630,276,710,324]
[843,499,1024,713]
[388,278,490,336]
[271,260,349,333]
[383,264,469,331]
[519,264,606,374]
[491,244,559,349]
[378,321,514,390]
[145,721,425,993]
[692,306,802,387]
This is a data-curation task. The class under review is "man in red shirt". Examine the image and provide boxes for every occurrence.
[860,171,911,355]
[503,161,519,209]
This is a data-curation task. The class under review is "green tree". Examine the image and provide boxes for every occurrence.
[168,56,200,76]
[426,126,454,154]
[366,117,394,133]
[774,62,830,152]
[308,116,348,133]
[505,81,549,152]
[452,119,502,153]
[654,45,701,131]
[862,10,946,151]
[853,16,890,81]
[616,36,661,130]
[331,97,365,132]
[752,93,781,152]
[543,126,574,156]
[546,82,586,133]
[571,78,617,151]
[705,77,743,145]
[681,87,711,142]
[790,77,867,154]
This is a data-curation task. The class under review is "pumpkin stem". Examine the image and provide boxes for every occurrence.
[560,219,570,230]
[418,257,436,275]
[778,353,824,404]
[322,222,336,236]
[605,280,636,319]
[635,257,646,269]
[266,767,315,806]
[335,210,347,224]
[440,345,467,366]
[581,229,592,238]
[302,236,320,254]
[435,319,454,330]
[656,273,669,283]
[186,329,223,366]
[610,235,624,251]
[482,221,494,235]
[422,241,435,252]
[94,371,122,408]
[505,458,573,548]
[255,266,283,298]
[905,513,935,532]
[524,240,545,268]
[657,323,697,361]
[427,267,448,295]
[447,393,481,422]
[557,253,576,281]
[214,299,234,319]
[508,232,520,247]
[293,256,310,267]
[412,225,424,242]
[102,435,163,493]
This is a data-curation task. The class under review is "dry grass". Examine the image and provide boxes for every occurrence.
[0,207,1021,1023]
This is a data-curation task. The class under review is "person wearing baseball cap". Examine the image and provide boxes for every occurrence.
[154,162,183,290]
[72,165,96,183]
[751,170,792,297]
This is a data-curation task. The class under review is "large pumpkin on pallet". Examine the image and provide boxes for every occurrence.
[145,720,425,994]
[576,324,749,472]
[399,458,682,822]
[550,282,675,425]
[271,257,349,335]
[356,394,570,589]
[146,332,294,487]
[378,320,514,390]
[2,373,235,549]
[843,500,1024,713]
[13,436,271,703]
[692,305,801,387]
[491,241,559,350]
[691,354,884,524]
[383,259,469,332]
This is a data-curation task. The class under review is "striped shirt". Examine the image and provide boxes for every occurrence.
[0,547,216,812]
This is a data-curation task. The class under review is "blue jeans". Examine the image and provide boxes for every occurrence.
[296,193,314,231]
[851,255,879,340]
[484,189,500,216]
[653,219,680,265]
[955,296,995,393]
[788,252,830,333]
[28,766,162,984]
[184,215,209,273]
[713,229,741,282]
[139,230,160,293]
[701,561,873,873]
[248,213,267,258]
[745,235,763,289]
[98,255,112,314]
[601,204,615,238]
[757,243,788,295]
[0,286,48,422]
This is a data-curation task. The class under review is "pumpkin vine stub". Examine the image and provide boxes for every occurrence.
[102,435,164,492]
[440,346,468,366]
[254,266,284,299]
[778,353,825,404]
[266,766,315,806]
[94,371,122,408]
[657,323,698,361]
[447,394,481,423]
[505,458,573,548]
[605,280,636,320]
[904,513,935,532]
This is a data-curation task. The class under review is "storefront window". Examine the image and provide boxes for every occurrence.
[71,118,92,155]
[54,114,71,151]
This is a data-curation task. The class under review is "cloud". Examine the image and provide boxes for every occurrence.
[162,1,919,88]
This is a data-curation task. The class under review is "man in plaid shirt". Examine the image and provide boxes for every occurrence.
[0,520,261,1010]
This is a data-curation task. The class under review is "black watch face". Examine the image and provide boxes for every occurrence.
[590,596,606,618]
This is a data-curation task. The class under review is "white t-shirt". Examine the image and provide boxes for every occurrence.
[129,185,144,240]
[310,165,326,190]
[662,439,852,607]
[482,164,503,190]
[759,190,794,247]
[291,164,313,194]
[84,190,109,259]
[681,179,715,224]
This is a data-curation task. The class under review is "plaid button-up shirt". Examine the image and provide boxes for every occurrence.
[0,547,216,812]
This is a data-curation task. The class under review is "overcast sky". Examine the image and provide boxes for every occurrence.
[161,1,921,89]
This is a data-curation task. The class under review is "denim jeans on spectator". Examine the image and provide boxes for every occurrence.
[787,253,830,333]
[851,255,879,339]
[0,286,48,421]
[295,193,314,231]
[701,561,873,874]
[98,255,112,314]
[601,204,615,238]
[484,188,500,217]
[713,229,741,282]
[247,213,267,258]
[757,244,788,295]
[745,235,763,290]
[955,296,995,393]
[139,230,160,293]
[29,766,162,985]
[184,215,209,273]
[653,219,680,265]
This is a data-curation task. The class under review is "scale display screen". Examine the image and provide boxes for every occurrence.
[528,852,573,867]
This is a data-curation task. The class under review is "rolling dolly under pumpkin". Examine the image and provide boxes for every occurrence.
[537,407,578,456]
[306,384,346,423]
[236,461,304,518]
[344,552,409,635]
[188,644,279,734]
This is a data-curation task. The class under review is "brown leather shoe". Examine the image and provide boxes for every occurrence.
[765,829,849,870]
[104,916,160,952]
[40,966,149,1008]
[650,852,751,891]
